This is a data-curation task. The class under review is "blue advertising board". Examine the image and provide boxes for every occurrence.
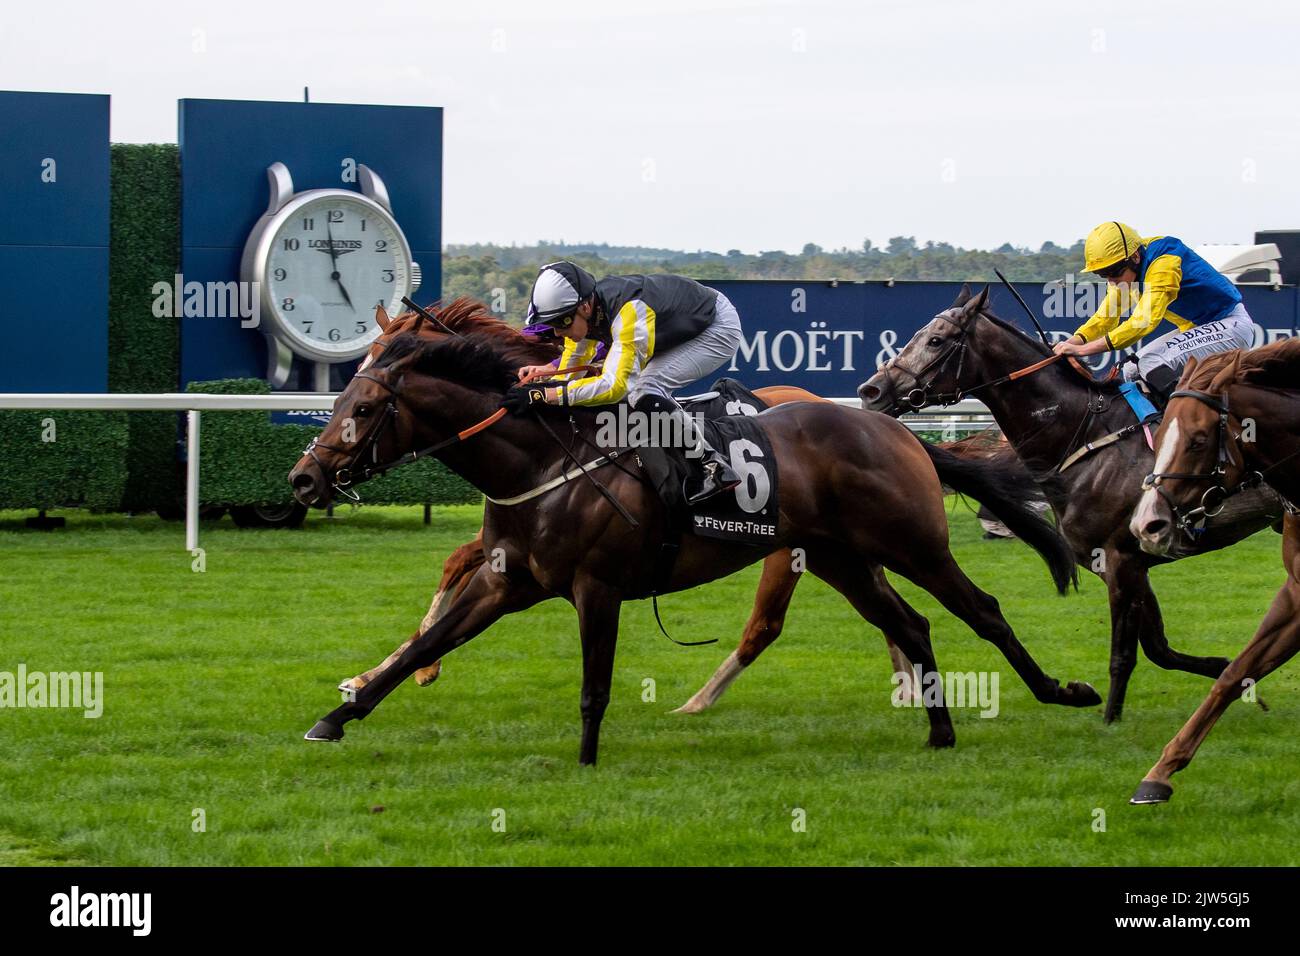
[0,90,110,392]
[706,279,1300,399]
[178,98,442,389]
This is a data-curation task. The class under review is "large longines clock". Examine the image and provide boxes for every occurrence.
[240,161,422,388]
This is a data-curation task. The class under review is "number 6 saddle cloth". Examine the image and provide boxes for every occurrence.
[639,378,781,546]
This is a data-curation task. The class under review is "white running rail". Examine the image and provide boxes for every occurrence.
[0,393,993,551]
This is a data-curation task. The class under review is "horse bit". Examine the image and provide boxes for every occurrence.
[1141,389,1262,536]
[302,373,404,499]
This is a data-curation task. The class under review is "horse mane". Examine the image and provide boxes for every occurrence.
[949,284,1050,359]
[388,296,561,366]
[1180,338,1300,395]
[372,330,521,393]
[978,305,1054,359]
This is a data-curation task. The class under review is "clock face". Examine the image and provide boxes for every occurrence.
[263,194,411,358]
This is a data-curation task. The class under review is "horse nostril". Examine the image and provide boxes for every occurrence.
[859,385,881,402]
[1142,518,1169,538]
[291,471,316,491]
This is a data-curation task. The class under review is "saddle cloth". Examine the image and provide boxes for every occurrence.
[639,378,780,546]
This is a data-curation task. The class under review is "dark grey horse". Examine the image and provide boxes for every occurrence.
[859,286,1283,722]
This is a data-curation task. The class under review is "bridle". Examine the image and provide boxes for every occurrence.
[306,371,404,499]
[304,370,505,500]
[1141,389,1258,536]
[880,312,972,410]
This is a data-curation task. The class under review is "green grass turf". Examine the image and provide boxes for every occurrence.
[0,502,1296,866]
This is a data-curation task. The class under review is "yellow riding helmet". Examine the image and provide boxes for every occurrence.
[1084,221,1144,274]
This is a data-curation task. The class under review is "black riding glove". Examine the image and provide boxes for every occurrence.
[501,384,548,416]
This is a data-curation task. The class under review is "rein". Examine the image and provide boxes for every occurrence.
[882,311,1087,412]
[520,363,599,385]
[305,372,507,499]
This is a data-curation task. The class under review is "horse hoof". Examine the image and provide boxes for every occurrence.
[927,731,956,749]
[1065,681,1102,707]
[671,700,707,715]
[1129,780,1173,805]
[304,719,344,742]
[337,679,364,694]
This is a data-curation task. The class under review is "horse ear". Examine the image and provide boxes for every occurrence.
[952,283,973,308]
[375,303,390,331]
[965,285,990,315]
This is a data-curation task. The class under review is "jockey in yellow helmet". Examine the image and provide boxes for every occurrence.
[1052,221,1255,399]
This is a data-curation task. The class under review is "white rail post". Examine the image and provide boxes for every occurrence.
[185,409,200,554]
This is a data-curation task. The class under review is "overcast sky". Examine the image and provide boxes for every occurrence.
[4,0,1298,253]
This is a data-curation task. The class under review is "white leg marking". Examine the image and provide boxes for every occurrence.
[673,651,746,714]
[340,585,452,693]
[420,588,450,632]
[339,636,416,692]
[888,642,920,702]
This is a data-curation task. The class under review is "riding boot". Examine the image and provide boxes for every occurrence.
[1142,363,1181,406]
[687,440,742,505]
[631,393,740,505]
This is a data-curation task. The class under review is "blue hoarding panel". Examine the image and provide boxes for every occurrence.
[178,98,442,387]
[0,247,110,391]
[703,279,1300,399]
[0,90,110,392]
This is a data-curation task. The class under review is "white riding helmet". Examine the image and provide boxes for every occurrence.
[526,261,597,326]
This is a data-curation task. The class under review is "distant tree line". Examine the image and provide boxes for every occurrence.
[442,238,1087,322]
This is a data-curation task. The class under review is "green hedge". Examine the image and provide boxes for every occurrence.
[0,144,174,514]
[6,144,463,515]
[0,411,129,511]
[108,143,182,513]
[186,379,480,507]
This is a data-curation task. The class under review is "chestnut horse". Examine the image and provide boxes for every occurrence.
[289,310,1096,764]
[1130,341,1300,803]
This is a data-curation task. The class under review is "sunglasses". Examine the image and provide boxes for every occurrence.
[1096,261,1133,280]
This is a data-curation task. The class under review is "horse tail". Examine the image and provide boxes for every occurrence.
[916,436,1078,595]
